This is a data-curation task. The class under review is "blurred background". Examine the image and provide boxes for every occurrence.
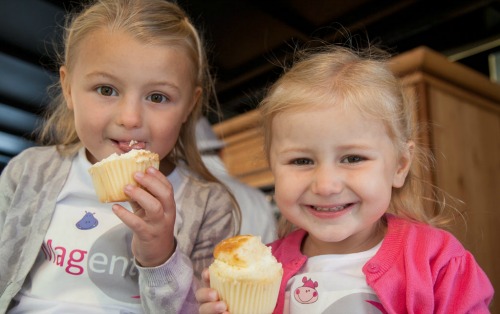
[0,0,499,172]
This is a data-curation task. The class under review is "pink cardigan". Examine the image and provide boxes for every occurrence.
[270,214,494,314]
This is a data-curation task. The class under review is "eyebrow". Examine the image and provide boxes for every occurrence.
[85,71,180,91]
[85,71,118,81]
[277,143,375,154]
[276,147,310,154]
[336,143,374,150]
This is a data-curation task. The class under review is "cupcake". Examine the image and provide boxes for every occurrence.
[88,149,159,203]
[209,235,283,314]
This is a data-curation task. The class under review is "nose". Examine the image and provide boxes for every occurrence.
[115,97,143,129]
[311,165,343,196]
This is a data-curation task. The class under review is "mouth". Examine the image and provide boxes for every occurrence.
[311,203,353,212]
[112,139,147,152]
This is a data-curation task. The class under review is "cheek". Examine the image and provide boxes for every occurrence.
[274,184,303,227]
[71,92,98,123]
[356,174,387,198]
[72,106,91,130]
[360,165,394,191]
[150,122,183,157]
[73,106,105,131]
[273,174,299,208]
[357,176,393,210]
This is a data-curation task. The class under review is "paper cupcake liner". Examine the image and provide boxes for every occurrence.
[210,272,281,314]
[89,157,158,203]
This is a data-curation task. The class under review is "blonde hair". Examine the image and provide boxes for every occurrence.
[259,45,453,238]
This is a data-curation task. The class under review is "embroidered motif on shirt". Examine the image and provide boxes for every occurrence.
[294,276,319,304]
[76,211,99,230]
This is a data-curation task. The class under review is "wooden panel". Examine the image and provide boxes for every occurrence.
[428,84,500,310]
[214,110,271,187]
[223,135,268,177]
[213,110,261,138]
[238,169,275,188]
[401,73,500,312]
[389,46,500,104]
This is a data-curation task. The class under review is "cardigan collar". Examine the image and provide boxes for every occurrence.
[271,214,409,272]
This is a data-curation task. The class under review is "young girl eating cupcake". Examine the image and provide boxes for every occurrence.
[0,0,240,312]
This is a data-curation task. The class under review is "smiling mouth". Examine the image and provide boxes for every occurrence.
[312,204,352,212]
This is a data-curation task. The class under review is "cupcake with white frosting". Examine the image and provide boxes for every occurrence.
[209,235,283,314]
[88,149,159,203]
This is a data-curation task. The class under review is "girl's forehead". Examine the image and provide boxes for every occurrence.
[66,28,199,92]
[73,28,194,68]
[71,27,195,68]
[269,106,397,152]
[270,89,391,127]
[272,101,352,119]
[272,104,389,136]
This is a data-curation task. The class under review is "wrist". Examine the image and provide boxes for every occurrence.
[136,239,176,267]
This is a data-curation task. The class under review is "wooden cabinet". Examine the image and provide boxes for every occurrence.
[213,110,273,188]
[213,46,500,311]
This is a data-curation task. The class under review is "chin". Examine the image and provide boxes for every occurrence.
[307,227,346,241]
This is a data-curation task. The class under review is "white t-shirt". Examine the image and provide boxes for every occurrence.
[284,242,383,314]
[10,148,186,313]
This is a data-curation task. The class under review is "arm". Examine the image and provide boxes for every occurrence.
[138,247,200,314]
[189,183,238,278]
[112,167,182,312]
[434,251,494,313]
[0,147,70,312]
[0,156,18,311]
[113,169,238,312]
[0,159,16,228]
[137,181,238,313]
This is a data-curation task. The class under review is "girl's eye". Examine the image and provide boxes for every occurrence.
[292,158,313,166]
[96,86,117,96]
[147,93,168,103]
[341,155,364,164]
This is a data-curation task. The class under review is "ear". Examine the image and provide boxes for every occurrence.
[183,86,202,123]
[392,141,414,188]
[59,66,73,110]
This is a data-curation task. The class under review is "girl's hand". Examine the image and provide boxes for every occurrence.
[112,167,176,267]
[196,269,230,314]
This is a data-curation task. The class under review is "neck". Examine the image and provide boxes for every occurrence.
[302,220,386,256]
[159,159,175,176]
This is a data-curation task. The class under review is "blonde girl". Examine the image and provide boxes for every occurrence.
[0,0,239,313]
[197,45,493,313]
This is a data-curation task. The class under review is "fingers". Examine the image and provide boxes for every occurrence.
[201,268,211,286]
[197,271,229,314]
[195,287,217,303]
[128,167,175,219]
[196,288,228,314]
[113,167,175,225]
[112,166,177,267]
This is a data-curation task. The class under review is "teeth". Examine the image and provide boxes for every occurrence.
[313,205,347,212]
